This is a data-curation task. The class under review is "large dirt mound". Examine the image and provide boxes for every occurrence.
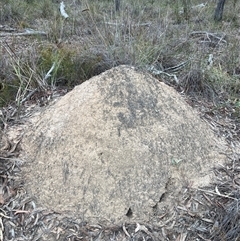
[21,65,225,224]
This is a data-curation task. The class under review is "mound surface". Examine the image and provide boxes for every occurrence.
[21,65,225,223]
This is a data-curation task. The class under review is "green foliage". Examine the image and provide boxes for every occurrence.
[38,47,74,87]
[0,82,18,107]
[204,67,240,104]
[38,46,111,88]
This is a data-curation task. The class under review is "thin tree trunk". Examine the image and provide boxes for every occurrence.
[115,0,120,12]
[182,0,191,20]
[214,0,226,21]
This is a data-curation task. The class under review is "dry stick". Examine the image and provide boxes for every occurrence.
[190,31,227,44]
[0,30,47,37]
[147,65,179,84]
[135,223,156,240]
[122,223,130,237]
[0,26,16,32]
[20,89,38,105]
[198,188,238,201]
[105,22,151,27]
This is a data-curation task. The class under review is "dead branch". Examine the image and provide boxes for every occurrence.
[0,29,47,37]
[190,31,227,44]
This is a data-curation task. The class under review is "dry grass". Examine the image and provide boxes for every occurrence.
[0,0,239,107]
[0,0,240,240]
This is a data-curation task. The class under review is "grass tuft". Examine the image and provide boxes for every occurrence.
[0,0,239,115]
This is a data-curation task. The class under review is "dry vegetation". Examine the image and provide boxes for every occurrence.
[0,0,240,240]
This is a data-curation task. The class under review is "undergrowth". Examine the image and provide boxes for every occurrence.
[0,0,239,114]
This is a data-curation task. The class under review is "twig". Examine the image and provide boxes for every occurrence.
[0,25,16,32]
[190,31,227,44]
[198,187,237,201]
[147,65,179,84]
[164,60,189,72]
[14,210,31,215]
[105,22,151,27]
[0,29,47,37]
[122,223,130,237]
[43,62,56,84]
[135,223,156,240]
[20,89,38,104]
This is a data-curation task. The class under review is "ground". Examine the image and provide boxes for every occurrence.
[0,0,240,240]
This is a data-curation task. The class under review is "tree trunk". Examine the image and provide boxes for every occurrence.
[214,0,226,21]
[115,0,120,12]
[182,0,191,20]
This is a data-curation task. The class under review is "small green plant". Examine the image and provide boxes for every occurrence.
[39,46,87,87]
[38,46,111,88]
[10,56,45,106]
[0,82,18,107]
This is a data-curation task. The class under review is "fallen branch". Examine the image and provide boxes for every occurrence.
[0,29,47,37]
[105,22,151,27]
[190,31,227,44]
[0,25,16,32]
[198,187,237,201]
[147,65,179,84]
